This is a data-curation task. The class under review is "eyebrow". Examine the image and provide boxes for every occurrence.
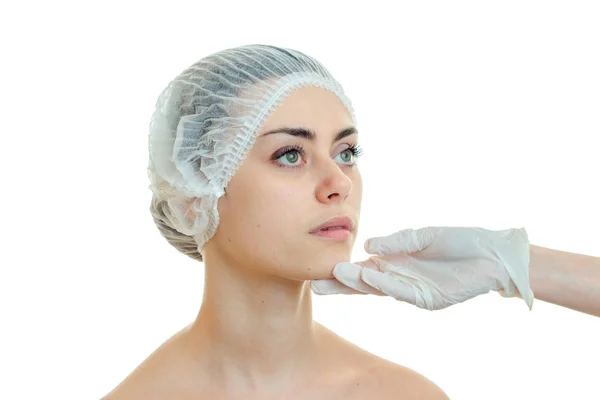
[259,126,358,142]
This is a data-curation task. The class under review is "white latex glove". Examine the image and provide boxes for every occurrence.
[311,226,534,311]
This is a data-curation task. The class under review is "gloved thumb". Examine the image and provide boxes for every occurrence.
[365,227,439,256]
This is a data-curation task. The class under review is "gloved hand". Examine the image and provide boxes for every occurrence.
[311,226,534,311]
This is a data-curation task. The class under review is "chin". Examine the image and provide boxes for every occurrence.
[307,252,352,279]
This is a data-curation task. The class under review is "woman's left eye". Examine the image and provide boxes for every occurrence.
[335,148,356,164]
[334,144,364,165]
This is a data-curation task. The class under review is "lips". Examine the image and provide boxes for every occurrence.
[309,215,354,234]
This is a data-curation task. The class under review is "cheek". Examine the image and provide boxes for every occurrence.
[350,170,363,207]
[225,182,307,242]
[222,186,316,273]
[252,186,306,234]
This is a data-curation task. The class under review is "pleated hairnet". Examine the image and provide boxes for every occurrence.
[148,44,357,262]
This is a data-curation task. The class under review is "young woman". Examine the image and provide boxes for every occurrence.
[103,44,448,400]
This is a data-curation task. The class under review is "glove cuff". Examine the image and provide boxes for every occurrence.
[493,228,535,310]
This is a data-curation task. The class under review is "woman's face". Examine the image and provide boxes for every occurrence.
[206,86,362,281]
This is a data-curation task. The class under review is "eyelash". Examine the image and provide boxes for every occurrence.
[272,143,364,169]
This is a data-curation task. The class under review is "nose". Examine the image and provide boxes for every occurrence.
[314,160,353,204]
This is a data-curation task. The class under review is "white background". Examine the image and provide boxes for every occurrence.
[1,1,599,399]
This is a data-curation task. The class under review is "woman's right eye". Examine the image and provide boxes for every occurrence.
[272,145,307,168]
[278,151,302,166]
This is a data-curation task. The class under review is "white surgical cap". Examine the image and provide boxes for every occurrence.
[148,44,357,262]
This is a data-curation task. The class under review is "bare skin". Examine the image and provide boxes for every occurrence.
[102,321,447,400]
[103,85,448,399]
[530,244,600,317]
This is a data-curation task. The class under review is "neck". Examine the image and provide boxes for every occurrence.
[184,252,321,393]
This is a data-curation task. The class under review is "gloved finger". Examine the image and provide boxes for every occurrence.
[310,279,368,295]
[359,267,424,306]
[332,262,389,296]
[310,258,380,295]
[364,227,439,256]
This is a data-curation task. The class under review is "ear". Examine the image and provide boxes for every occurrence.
[184,197,198,220]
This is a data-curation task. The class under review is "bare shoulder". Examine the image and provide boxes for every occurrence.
[369,361,450,400]
[314,323,449,399]
[99,353,165,400]
[99,327,197,400]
